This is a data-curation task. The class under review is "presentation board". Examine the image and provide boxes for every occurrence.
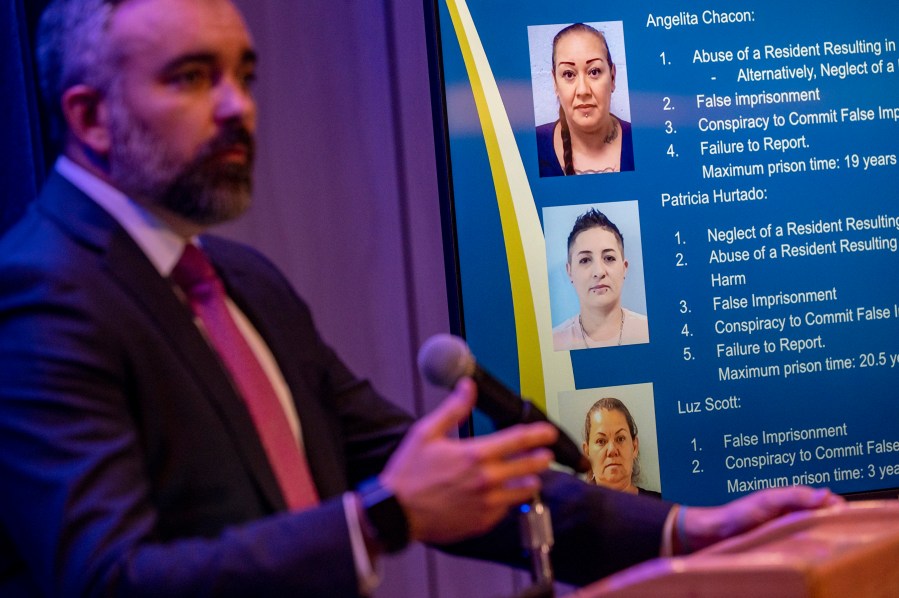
[424,0,899,505]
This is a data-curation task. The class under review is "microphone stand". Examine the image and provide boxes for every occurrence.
[514,495,555,598]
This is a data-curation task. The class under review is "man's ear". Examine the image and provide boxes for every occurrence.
[60,85,111,156]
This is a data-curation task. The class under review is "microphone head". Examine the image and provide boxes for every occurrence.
[418,334,475,388]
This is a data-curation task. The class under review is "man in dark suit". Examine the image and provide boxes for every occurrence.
[0,0,840,596]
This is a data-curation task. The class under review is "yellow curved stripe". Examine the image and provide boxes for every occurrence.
[445,0,574,417]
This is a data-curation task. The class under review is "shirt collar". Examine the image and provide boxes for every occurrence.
[55,156,189,276]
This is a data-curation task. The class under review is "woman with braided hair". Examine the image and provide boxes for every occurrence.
[536,23,634,177]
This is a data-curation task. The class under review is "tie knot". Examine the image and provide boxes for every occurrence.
[172,244,220,299]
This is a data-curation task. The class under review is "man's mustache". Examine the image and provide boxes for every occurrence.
[197,126,256,166]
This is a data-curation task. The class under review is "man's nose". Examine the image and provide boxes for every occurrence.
[215,77,255,124]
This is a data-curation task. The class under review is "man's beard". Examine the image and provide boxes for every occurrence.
[107,101,255,227]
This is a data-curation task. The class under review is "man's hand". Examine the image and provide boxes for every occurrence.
[681,486,844,552]
[379,377,558,544]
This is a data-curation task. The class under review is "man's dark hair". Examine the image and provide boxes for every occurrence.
[36,0,126,149]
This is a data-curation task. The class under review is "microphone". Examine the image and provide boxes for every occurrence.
[418,334,590,474]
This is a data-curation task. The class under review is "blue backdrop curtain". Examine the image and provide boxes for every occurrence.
[1,0,50,236]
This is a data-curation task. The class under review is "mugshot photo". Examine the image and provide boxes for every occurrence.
[558,383,660,497]
[527,21,634,177]
[544,200,648,351]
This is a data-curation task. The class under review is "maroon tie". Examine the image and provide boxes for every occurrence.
[172,243,319,511]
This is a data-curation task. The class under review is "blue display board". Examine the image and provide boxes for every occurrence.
[425,0,899,505]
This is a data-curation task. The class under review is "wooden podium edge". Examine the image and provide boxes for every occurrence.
[575,500,899,598]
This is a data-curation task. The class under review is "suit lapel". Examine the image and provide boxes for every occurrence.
[208,247,344,499]
[38,174,288,512]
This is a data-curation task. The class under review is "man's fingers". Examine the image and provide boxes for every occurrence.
[698,486,847,544]
[759,486,844,516]
[792,487,844,508]
[466,422,558,462]
[736,485,842,513]
[414,378,477,440]
[477,448,554,486]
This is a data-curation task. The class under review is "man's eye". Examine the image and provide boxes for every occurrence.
[240,71,257,90]
[170,68,210,88]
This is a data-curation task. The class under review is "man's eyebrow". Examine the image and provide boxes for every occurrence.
[160,52,216,73]
[160,49,258,73]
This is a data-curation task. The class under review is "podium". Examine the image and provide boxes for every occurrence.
[575,501,899,598]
